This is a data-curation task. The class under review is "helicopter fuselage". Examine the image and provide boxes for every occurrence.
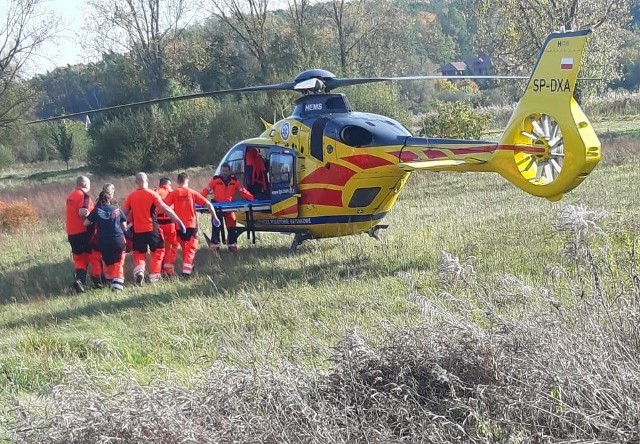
[214,93,502,240]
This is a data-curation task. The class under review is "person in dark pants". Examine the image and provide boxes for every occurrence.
[201,163,254,252]
[85,191,128,291]
[65,175,103,293]
[123,172,185,284]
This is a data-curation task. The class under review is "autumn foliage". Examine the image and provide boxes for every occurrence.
[0,200,39,232]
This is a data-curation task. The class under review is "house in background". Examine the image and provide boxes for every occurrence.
[440,61,467,77]
[440,54,492,77]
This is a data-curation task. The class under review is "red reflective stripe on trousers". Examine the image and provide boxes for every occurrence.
[133,252,146,275]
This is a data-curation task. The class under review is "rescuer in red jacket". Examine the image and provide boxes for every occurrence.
[245,147,268,198]
[65,175,104,293]
[122,172,185,284]
[164,172,217,277]
[155,177,179,277]
[201,162,254,252]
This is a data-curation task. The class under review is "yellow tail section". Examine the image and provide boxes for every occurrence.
[492,29,601,201]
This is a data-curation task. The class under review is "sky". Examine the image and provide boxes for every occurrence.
[27,0,87,76]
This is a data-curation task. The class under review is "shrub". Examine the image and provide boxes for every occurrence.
[88,108,177,175]
[0,200,39,232]
[342,82,412,127]
[0,144,16,169]
[419,99,492,139]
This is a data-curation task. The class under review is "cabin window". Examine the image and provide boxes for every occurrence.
[224,148,245,183]
[340,125,373,147]
[270,152,295,187]
[348,187,380,208]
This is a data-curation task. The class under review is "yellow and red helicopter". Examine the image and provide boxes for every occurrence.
[36,29,600,252]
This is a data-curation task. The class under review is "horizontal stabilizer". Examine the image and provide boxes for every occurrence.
[398,159,483,172]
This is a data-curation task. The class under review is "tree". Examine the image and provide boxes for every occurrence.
[324,0,411,74]
[85,0,195,99]
[209,0,276,82]
[474,0,632,95]
[284,0,328,69]
[51,120,74,169]
[0,0,60,127]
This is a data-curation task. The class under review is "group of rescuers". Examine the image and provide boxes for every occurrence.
[65,162,261,293]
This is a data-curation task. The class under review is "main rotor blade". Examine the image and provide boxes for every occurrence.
[326,75,601,90]
[326,75,528,89]
[27,81,296,124]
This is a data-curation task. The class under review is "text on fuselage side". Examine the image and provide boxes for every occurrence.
[532,78,570,93]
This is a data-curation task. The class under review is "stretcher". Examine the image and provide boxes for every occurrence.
[195,199,272,244]
[195,199,272,214]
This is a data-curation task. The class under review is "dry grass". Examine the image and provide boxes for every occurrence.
[9,284,640,442]
[0,168,214,221]
[7,204,640,443]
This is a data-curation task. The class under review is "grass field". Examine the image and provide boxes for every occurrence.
[1,132,640,442]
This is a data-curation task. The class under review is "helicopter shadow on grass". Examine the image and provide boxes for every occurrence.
[188,240,419,296]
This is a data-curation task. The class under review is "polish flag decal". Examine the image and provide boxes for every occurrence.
[561,57,574,70]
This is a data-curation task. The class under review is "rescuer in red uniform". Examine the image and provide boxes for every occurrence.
[164,172,217,277]
[85,191,128,291]
[122,172,185,284]
[65,176,103,293]
[201,162,254,252]
[155,177,179,277]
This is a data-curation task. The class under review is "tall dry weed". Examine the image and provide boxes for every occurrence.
[0,200,39,232]
[8,204,640,443]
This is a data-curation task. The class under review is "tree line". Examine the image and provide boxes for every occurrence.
[0,0,636,173]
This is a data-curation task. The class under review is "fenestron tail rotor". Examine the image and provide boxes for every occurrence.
[515,114,565,185]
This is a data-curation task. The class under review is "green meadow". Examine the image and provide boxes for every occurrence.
[1,129,640,442]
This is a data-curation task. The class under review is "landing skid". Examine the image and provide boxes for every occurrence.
[289,232,313,254]
[367,224,389,241]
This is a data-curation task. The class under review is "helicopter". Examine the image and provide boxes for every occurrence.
[33,29,601,252]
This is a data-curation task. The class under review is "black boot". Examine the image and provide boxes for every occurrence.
[73,269,87,293]
[91,275,105,289]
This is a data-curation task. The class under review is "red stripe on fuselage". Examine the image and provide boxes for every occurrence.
[342,154,394,169]
[424,150,447,159]
[422,144,546,156]
[299,163,356,186]
[300,188,343,207]
[389,151,420,161]
[498,144,546,154]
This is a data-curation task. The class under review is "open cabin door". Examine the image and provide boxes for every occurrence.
[269,149,299,218]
